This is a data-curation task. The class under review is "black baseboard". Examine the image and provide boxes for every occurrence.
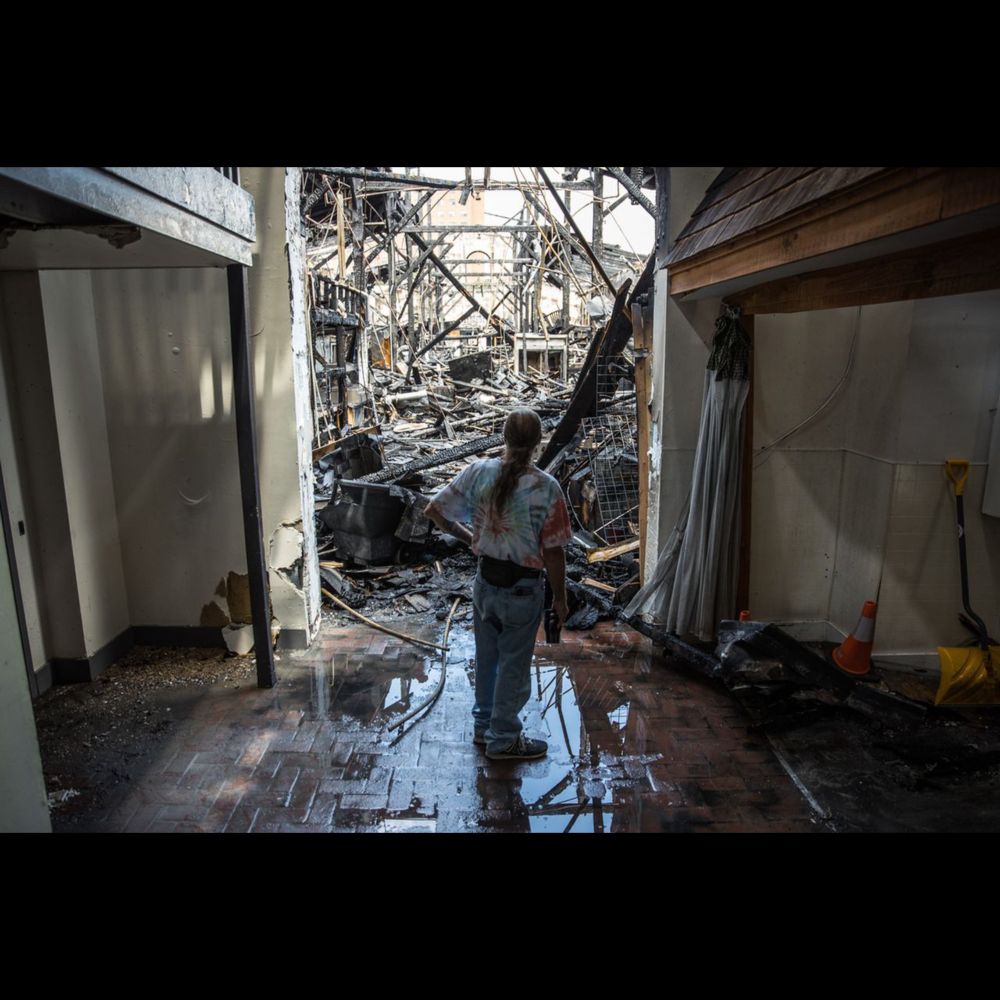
[34,662,53,696]
[132,625,226,648]
[51,627,134,685]
[94,627,135,673]
[277,629,309,650]
[51,657,93,685]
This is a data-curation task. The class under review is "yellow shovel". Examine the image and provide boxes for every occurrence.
[935,459,1000,706]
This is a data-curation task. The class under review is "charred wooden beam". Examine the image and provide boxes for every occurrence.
[407,229,515,337]
[536,166,615,296]
[305,167,592,191]
[592,167,606,288]
[360,416,561,484]
[400,224,539,233]
[654,167,671,270]
[586,538,640,563]
[624,614,721,678]
[311,189,434,273]
[604,166,656,217]
[403,303,478,384]
[536,251,654,469]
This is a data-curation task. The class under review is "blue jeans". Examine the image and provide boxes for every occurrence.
[472,570,545,753]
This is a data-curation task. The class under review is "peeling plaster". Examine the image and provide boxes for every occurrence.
[226,571,252,624]
[284,167,321,638]
[270,521,304,592]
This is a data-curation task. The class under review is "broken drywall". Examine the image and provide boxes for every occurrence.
[226,571,252,625]
[270,521,305,593]
[284,167,321,637]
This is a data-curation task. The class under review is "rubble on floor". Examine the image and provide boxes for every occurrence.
[35,645,257,825]
[627,613,1000,831]
[310,287,649,629]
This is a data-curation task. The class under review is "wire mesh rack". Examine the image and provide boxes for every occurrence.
[596,355,634,408]
[580,412,640,544]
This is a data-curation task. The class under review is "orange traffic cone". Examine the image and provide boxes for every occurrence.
[832,600,878,675]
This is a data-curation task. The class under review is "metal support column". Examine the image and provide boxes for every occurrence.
[226,253,277,689]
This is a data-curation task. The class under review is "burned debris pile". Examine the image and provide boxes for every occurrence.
[310,317,646,625]
[302,168,653,626]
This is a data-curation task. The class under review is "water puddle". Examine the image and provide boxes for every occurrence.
[300,649,440,724]
[288,621,660,832]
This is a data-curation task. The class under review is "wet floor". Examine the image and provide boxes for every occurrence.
[45,616,818,833]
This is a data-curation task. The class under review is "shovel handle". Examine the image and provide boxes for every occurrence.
[945,459,970,496]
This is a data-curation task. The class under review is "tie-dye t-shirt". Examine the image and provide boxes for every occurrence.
[428,458,573,569]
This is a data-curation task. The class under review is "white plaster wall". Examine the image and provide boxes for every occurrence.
[0,532,51,831]
[0,272,87,661]
[876,291,1000,654]
[841,301,912,459]
[749,291,1000,658]
[91,268,247,627]
[39,272,131,655]
[827,301,912,634]
[750,450,843,621]
[895,293,1000,463]
[747,308,855,622]
[752,302,914,627]
[878,464,1000,653]
[828,453,895,631]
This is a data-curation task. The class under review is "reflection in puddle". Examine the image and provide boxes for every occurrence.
[496,659,658,833]
[609,703,629,732]
[303,649,438,723]
[382,818,437,833]
[310,663,329,719]
[293,622,660,833]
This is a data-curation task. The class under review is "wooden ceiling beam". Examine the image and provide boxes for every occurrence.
[727,226,1000,315]
[669,167,1000,298]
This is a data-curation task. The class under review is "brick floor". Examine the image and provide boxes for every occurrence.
[62,617,818,833]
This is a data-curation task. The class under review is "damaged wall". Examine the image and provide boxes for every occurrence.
[751,290,1000,662]
[87,168,317,646]
[241,167,319,646]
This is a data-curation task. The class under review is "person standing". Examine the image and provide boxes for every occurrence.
[424,408,572,759]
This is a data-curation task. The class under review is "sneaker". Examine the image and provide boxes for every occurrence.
[473,731,487,746]
[485,733,548,761]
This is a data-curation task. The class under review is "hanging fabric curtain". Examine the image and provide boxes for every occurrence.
[625,305,751,640]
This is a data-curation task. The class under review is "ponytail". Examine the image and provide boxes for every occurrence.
[491,408,542,514]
